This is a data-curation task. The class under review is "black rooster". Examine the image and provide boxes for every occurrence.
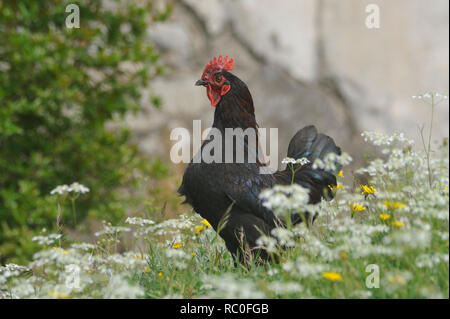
[179,55,341,263]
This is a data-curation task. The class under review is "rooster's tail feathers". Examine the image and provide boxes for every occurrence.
[287,125,341,172]
[285,125,342,202]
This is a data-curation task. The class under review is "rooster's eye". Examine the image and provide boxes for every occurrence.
[215,74,222,83]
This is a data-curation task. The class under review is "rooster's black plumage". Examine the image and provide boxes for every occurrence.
[179,56,341,263]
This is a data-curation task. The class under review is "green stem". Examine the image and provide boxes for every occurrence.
[290,164,295,184]
[285,211,293,230]
[56,201,62,247]
[427,96,435,188]
[71,197,77,225]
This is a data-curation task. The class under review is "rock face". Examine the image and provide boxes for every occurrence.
[125,0,449,171]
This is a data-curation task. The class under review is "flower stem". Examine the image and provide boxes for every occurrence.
[426,95,435,188]
[71,197,77,225]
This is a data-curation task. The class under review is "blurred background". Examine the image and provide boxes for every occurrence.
[135,0,449,162]
[0,0,448,263]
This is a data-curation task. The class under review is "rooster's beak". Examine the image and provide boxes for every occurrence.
[195,79,208,86]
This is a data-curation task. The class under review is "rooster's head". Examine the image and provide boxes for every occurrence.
[196,55,235,107]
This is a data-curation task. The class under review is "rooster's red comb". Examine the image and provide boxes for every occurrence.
[202,55,235,75]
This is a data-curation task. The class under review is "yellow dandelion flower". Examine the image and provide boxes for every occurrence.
[383,201,406,210]
[191,252,196,257]
[445,241,449,247]
[337,170,344,178]
[201,219,211,227]
[53,247,68,254]
[172,242,182,249]
[360,184,377,195]
[349,202,366,212]
[329,184,344,192]
[194,225,205,234]
[391,221,404,228]
[387,275,406,285]
[48,289,70,299]
[144,266,150,272]
[157,272,163,278]
[322,272,343,282]
[379,214,391,221]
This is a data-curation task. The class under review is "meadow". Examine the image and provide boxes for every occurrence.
[1,93,448,299]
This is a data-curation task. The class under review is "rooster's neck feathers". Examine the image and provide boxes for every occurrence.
[213,71,258,131]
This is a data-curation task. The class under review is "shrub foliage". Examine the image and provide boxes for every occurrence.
[0,0,171,263]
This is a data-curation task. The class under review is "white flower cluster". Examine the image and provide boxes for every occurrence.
[0,264,30,289]
[384,229,431,250]
[94,225,131,237]
[259,184,310,217]
[201,274,265,298]
[50,182,90,195]
[267,281,303,295]
[384,271,413,293]
[125,217,157,237]
[1,244,148,299]
[165,248,193,269]
[415,253,448,269]
[292,223,336,261]
[103,275,144,299]
[31,233,62,246]
[149,214,199,242]
[125,217,155,226]
[106,252,148,269]
[71,243,97,251]
[282,157,310,166]
[312,152,352,172]
[412,91,448,100]
[282,257,334,279]
[361,131,414,147]
[154,214,196,232]
[271,227,296,247]
[255,235,278,253]
[355,146,422,179]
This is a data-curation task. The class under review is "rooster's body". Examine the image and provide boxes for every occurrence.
[179,56,341,262]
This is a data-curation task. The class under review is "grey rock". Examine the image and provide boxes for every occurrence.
[121,0,448,172]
